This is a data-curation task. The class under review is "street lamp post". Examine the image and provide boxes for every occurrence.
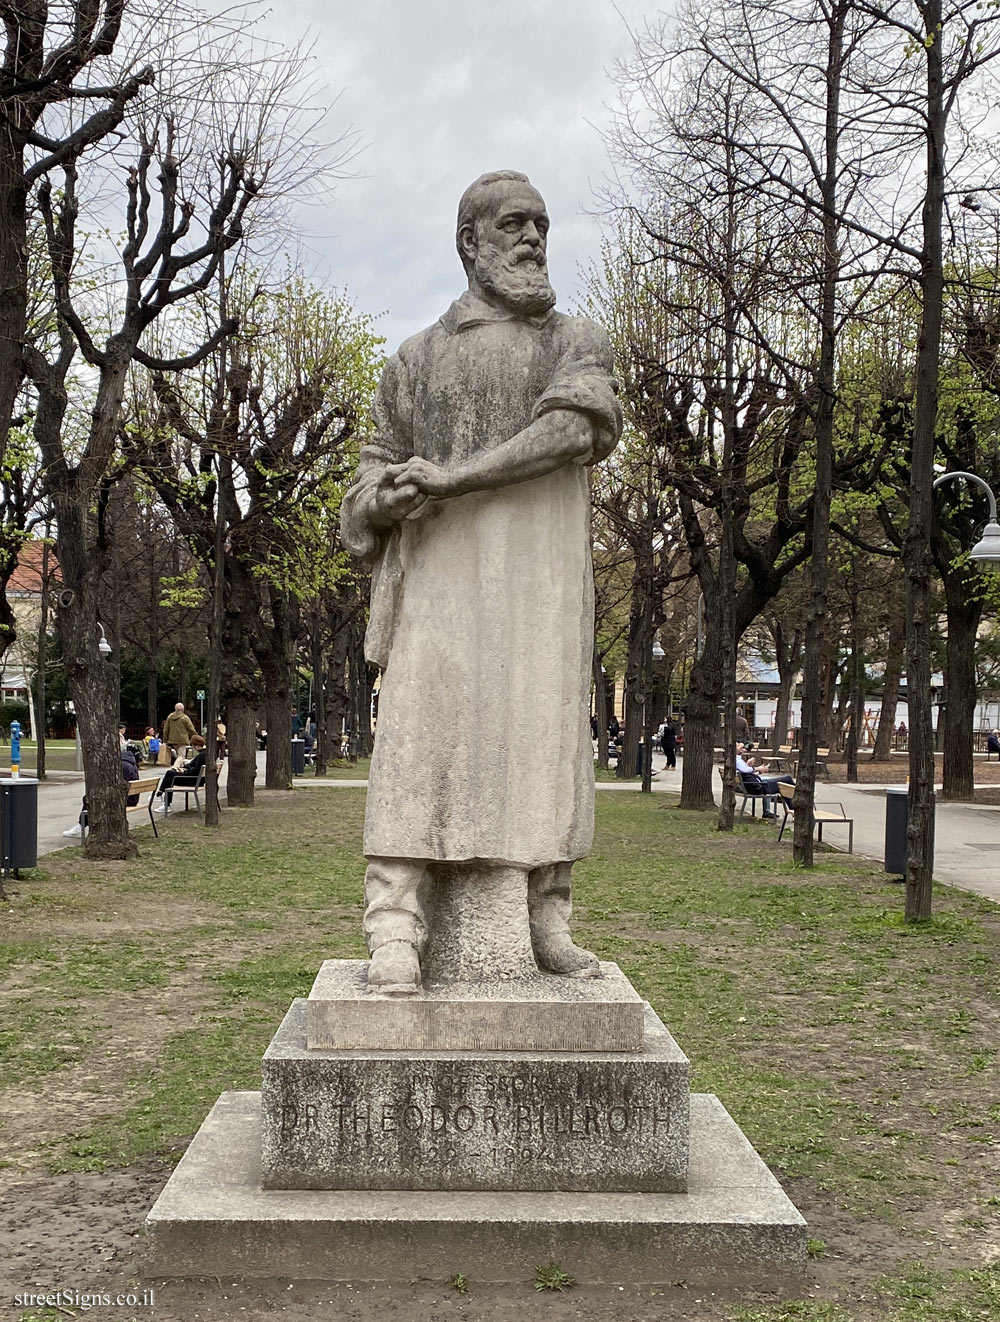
[932,471,1000,568]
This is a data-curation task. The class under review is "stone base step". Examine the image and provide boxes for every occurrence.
[307,959,646,1052]
[144,1091,806,1284]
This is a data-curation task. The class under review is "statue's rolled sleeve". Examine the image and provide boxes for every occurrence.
[340,353,414,562]
[532,317,622,463]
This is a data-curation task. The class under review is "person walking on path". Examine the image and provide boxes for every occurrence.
[660,718,678,769]
[162,703,197,757]
[734,707,751,745]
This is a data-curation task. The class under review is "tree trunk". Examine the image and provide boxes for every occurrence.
[204,459,229,827]
[940,590,978,801]
[904,1,945,921]
[263,672,293,790]
[224,694,257,806]
[145,532,160,731]
[680,602,723,812]
[772,624,801,753]
[56,583,136,859]
[260,590,299,790]
[679,680,718,810]
[618,586,646,780]
[311,610,328,777]
[793,1,845,865]
[845,573,861,783]
[592,647,609,770]
[0,131,28,471]
[716,516,737,833]
[325,610,351,758]
[871,611,904,761]
[347,621,375,759]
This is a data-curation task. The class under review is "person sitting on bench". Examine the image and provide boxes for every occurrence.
[63,744,141,838]
[154,735,207,814]
[735,744,794,819]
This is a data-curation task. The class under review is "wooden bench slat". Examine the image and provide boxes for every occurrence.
[776,782,852,851]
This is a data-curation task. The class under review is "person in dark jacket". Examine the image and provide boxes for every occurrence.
[121,746,140,805]
[154,735,207,813]
[660,718,678,769]
[62,746,140,837]
[987,730,1000,760]
[734,707,751,745]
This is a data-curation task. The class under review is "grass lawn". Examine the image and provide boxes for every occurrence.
[0,789,997,1321]
[0,738,81,773]
[311,755,371,779]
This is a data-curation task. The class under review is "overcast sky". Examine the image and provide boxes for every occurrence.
[245,0,663,352]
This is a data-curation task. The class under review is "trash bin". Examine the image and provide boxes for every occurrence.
[290,737,305,776]
[884,787,908,876]
[1,776,38,874]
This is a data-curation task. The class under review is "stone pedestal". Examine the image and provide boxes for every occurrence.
[262,997,688,1192]
[145,957,807,1283]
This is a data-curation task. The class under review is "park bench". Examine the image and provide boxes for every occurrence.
[776,781,853,852]
[80,775,161,843]
[160,766,206,817]
[718,766,775,820]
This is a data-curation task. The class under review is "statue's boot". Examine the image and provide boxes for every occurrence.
[363,856,429,995]
[367,939,422,996]
[528,861,600,977]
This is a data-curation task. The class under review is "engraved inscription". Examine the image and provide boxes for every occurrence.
[279,1091,674,1144]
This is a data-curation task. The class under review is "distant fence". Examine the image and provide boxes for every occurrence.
[752,727,997,754]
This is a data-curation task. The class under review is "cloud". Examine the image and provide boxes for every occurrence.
[240,0,657,349]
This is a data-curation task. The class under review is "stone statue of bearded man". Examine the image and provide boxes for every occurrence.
[341,170,622,995]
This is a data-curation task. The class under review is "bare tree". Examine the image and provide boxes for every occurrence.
[18,5,343,855]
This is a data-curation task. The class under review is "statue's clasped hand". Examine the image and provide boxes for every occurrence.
[387,456,455,499]
[372,469,428,526]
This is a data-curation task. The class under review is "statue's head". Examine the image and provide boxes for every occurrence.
[456,170,557,316]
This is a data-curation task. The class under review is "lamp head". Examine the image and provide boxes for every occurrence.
[970,520,1000,571]
[97,622,112,657]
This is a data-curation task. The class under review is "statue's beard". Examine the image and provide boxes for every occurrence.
[474,242,557,316]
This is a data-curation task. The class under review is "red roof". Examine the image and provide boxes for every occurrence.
[7,541,59,594]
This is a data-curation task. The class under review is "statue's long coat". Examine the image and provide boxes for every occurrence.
[341,291,621,868]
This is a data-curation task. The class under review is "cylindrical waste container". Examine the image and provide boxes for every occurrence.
[884,787,908,877]
[1,777,38,873]
[290,737,305,776]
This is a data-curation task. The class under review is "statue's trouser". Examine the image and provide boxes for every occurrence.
[362,857,578,961]
[363,857,432,956]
